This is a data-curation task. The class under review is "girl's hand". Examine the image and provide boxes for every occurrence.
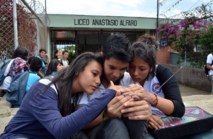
[148,115,164,130]
[121,100,152,120]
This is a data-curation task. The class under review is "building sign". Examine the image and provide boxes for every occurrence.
[48,15,156,29]
[74,18,137,27]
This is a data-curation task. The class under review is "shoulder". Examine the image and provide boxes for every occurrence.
[29,73,40,79]
[156,64,173,83]
[156,64,172,74]
[39,78,57,93]
[207,53,213,58]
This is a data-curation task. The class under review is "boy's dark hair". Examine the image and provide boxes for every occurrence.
[28,56,42,72]
[12,47,28,61]
[39,48,46,53]
[102,33,132,62]
[62,50,69,55]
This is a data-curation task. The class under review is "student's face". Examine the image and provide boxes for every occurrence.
[57,51,62,59]
[57,63,64,71]
[63,52,69,59]
[78,60,102,95]
[104,58,129,83]
[128,57,150,84]
[40,51,46,58]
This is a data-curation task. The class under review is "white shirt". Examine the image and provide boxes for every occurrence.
[120,72,165,116]
[62,60,69,67]
[206,53,213,75]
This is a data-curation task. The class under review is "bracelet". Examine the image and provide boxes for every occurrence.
[151,94,158,107]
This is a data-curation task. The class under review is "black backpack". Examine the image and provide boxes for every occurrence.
[204,59,213,75]
[204,65,210,75]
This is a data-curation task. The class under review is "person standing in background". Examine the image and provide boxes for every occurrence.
[61,50,69,67]
[55,49,63,60]
[206,52,213,94]
[37,49,48,77]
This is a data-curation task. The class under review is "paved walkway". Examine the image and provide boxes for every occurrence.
[180,84,213,115]
[0,84,213,134]
[180,84,210,96]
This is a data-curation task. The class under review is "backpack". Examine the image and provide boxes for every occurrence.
[204,59,213,75]
[0,59,11,86]
[6,71,29,107]
[204,65,210,75]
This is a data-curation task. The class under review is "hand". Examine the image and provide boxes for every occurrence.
[127,84,149,100]
[105,95,132,118]
[121,100,152,120]
[148,115,164,130]
[108,81,130,96]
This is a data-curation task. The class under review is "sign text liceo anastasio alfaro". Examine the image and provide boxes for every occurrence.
[74,18,137,27]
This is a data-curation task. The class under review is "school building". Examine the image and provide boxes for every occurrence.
[47,14,159,58]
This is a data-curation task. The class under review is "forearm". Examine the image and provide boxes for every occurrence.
[147,93,174,115]
[84,114,103,129]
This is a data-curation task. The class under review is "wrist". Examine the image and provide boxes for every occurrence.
[102,109,108,122]
[151,94,158,107]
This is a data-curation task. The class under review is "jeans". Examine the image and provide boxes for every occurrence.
[122,117,148,139]
[70,131,89,139]
[86,118,148,139]
[86,118,130,139]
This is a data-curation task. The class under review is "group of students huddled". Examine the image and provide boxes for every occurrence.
[0,33,210,139]
[0,48,67,108]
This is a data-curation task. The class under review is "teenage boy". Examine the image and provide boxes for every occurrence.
[80,33,151,139]
[61,50,69,67]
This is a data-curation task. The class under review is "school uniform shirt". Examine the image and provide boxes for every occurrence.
[120,72,165,117]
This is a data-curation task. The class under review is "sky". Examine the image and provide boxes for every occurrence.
[39,0,211,18]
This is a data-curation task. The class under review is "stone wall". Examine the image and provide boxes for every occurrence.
[165,64,211,92]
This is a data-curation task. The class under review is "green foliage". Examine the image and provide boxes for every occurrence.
[199,25,213,53]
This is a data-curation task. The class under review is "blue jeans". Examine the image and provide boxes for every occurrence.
[86,118,148,139]
[122,117,148,139]
[86,118,129,139]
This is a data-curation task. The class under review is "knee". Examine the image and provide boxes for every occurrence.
[106,118,126,128]
[101,118,129,138]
